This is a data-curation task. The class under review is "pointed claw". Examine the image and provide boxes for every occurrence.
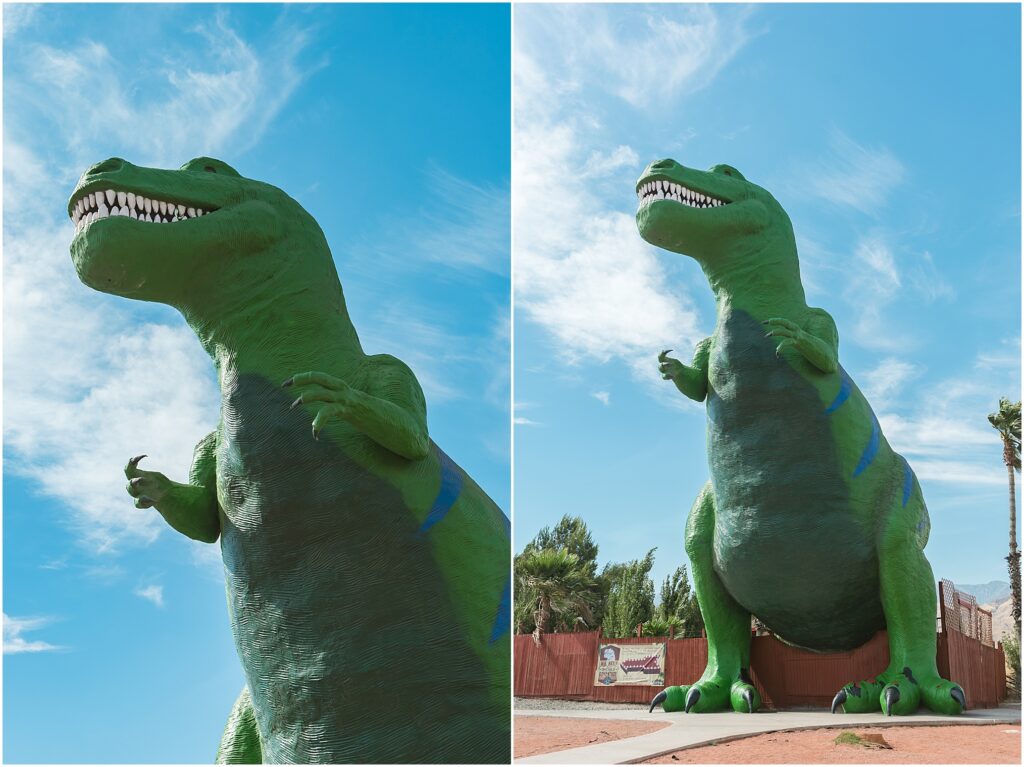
[684,687,700,713]
[741,688,753,713]
[130,477,142,488]
[658,349,672,362]
[951,687,966,711]
[289,396,303,410]
[831,689,847,714]
[282,377,294,387]
[649,690,667,713]
[883,685,899,716]
[128,454,147,469]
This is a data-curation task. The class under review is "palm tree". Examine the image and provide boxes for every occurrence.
[516,548,597,644]
[989,397,1021,637]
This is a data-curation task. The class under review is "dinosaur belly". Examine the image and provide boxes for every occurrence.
[706,308,884,652]
[216,373,502,763]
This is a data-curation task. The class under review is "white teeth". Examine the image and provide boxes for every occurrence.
[176,204,185,216]
[159,201,167,214]
[127,192,136,209]
[117,191,127,207]
[105,189,116,206]
[130,208,138,219]
[187,207,196,218]
[97,202,109,217]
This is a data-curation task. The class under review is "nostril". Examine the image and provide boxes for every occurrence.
[650,158,679,170]
[87,157,126,176]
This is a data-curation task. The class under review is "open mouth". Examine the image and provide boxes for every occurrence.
[70,188,217,235]
[637,179,729,210]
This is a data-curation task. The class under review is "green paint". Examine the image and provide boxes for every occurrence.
[637,159,964,716]
[69,157,510,762]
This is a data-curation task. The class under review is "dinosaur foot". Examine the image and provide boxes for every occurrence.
[832,667,965,716]
[650,669,761,714]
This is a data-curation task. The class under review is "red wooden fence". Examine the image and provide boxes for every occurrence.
[515,584,1007,709]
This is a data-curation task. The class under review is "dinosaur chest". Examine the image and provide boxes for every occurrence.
[705,307,849,538]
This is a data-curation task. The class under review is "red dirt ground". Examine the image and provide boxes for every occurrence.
[514,716,671,759]
[643,724,1021,764]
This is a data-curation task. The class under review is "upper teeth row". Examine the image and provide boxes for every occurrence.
[71,189,210,234]
[637,179,725,209]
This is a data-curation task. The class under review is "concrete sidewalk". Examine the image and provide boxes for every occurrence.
[515,706,1022,764]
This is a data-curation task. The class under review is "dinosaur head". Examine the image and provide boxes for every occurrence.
[67,157,336,313]
[635,159,795,266]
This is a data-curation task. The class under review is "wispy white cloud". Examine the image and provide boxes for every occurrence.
[15,11,324,169]
[869,344,1020,487]
[134,584,165,608]
[833,233,953,351]
[592,390,611,406]
[414,167,510,277]
[514,6,754,391]
[3,12,321,553]
[800,129,906,214]
[517,5,757,110]
[2,4,40,38]
[3,614,62,654]
[861,357,920,408]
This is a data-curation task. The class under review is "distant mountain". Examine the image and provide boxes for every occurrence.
[955,580,1012,605]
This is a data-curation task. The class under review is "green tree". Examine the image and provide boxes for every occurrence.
[603,549,657,637]
[657,564,704,638]
[523,515,599,577]
[516,548,597,643]
[641,615,683,638]
[1003,630,1021,700]
[989,397,1021,638]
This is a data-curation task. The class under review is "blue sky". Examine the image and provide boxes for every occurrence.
[515,4,1020,610]
[3,3,508,762]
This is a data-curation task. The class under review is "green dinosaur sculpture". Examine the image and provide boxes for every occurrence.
[636,159,965,717]
[68,156,510,762]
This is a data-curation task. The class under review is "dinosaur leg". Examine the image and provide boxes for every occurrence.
[215,686,262,764]
[832,493,965,716]
[651,482,761,714]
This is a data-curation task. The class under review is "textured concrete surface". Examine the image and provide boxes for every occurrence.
[516,706,1022,763]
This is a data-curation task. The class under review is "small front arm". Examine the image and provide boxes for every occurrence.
[658,338,712,402]
[125,431,221,543]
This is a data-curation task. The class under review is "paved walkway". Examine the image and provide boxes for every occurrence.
[515,705,1022,764]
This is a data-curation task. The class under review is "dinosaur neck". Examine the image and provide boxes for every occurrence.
[177,243,364,387]
[699,236,808,318]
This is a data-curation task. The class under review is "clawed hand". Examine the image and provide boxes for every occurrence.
[657,349,685,381]
[283,372,357,440]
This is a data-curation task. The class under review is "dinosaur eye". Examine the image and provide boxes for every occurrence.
[204,166,217,173]
[723,169,733,176]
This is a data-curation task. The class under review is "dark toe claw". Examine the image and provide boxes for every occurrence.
[883,686,899,716]
[282,377,294,387]
[649,690,667,713]
[130,477,142,488]
[831,689,847,714]
[684,687,700,713]
[128,454,146,469]
[951,687,966,711]
[289,396,303,410]
[741,688,753,713]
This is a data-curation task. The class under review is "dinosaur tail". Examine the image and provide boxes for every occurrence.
[216,686,262,765]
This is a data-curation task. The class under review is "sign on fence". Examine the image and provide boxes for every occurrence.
[594,642,666,686]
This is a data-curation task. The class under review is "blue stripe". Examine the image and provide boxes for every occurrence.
[825,368,852,414]
[901,457,914,507]
[488,576,511,644]
[853,412,880,477]
[417,449,462,537]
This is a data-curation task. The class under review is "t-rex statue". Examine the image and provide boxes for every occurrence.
[68,156,510,762]
[635,158,965,717]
